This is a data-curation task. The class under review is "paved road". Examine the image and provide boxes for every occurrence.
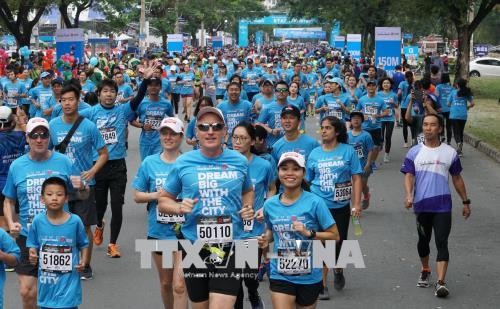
[5,116,500,308]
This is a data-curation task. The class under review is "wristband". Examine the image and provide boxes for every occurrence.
[462,199,471,205]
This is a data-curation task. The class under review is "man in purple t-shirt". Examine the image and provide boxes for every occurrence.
[401,113,471,298]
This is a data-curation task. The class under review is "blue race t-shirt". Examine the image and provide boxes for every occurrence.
[214,74,230,96]
[216,101,252,147]
[0,227,20,309]
[49,116,106,186]
[448,89,473,120]
[315,93,350,121]
[27,213,89,308]
[436,83,453,114]
[133,153,182,239]
[241,155,274,239]
[241,67,262,93]
[29,85,53,118]
[264,191,335,284]
[3,80,27,108]
[179,72,195,95]
[306,144,363,209]
[135,97,174,156]
[0,131,26,190]
[347,130,375,169]
[80,103,135,160]
[356,94,387,130]
[378,91,398,122]
[116,83,134,105]
[401,143,462,213]
[271,134,320,163]
[257,101,287,146]
[163,149,252,242]
[2,152,75,236]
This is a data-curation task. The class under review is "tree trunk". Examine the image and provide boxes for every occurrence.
[162,34,167,51]
[15,32,32,47]
[454,25,471,80]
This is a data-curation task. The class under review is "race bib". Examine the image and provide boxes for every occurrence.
[242,219,254,232]
[197,216,232,243]
[354,144,364,159]
[7,91,17,107]
[156,208,185,224]
[100,127,118,145]
[328,109,343,119]
[334,181,352,202]
[184,80,192,87]
[144,116,162,130]
[217,81,228,90]
[40,244,72,273]
[365,106,377,115]
[277,248,311,275]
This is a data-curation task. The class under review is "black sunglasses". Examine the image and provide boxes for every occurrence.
[197,123,225,132]
[275,88,288,93]
[28,131,50,139]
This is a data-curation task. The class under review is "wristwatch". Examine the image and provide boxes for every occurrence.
[308,230,316,239]
[462,199,471,205]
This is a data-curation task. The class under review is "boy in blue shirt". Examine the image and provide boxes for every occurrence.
[28,177,89,309]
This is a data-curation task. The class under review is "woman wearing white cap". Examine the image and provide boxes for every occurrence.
[258,152,339,308]
[132,117,188,309]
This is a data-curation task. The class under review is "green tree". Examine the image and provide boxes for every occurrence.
[58,0,94,28]
[0,0,50,46]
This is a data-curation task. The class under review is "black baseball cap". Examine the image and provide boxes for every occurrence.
[350,111,364,121]
[281,104,301,119]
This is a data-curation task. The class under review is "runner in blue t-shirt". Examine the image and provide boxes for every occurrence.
[130,78,174,160]
[378,77,399,163]
[2,69,27,109]
[257,81,289,146]
[306,115,363,299]
[114,72,134,106]
[348,111,375,210]
[447,78,474,156]
[158,107,254,306]
[27,177,89,309]
[28,72,52,118]
[435,74,454,144]
[232,121,275,309]
[133,117,188,309]
[0,227,20,309]
[258,152,338,308]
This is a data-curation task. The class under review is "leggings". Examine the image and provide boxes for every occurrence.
[450,119,466,144]
[94,159,127,244]
[329,205,351,261]
[171,93,180,114]
[441,112,452,143]
[401,108,409,143]
[381,121,395,153]
[416,212,451,261]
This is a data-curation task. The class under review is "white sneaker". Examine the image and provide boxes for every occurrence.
[403,143,409,148]
[383,153,390,163]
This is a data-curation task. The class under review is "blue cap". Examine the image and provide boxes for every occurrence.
[40,71,51,78]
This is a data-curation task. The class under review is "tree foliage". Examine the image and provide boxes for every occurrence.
[59,0,94,28]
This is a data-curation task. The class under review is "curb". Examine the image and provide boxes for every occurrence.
[464,132,500,163]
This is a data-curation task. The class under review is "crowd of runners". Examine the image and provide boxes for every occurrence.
[0,43,473,309]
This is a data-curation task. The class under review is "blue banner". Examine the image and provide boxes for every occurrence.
[212,36,223,50]
[334,36,345,50]
[273,29,326,39]
[255,31,264,46]
[167,34,183,56]
[55,29,84,64]
[330,21,340,46]
[238,21,249,47]
[346,34,362,60]
[375,27,401,73]
[403,46,419,65]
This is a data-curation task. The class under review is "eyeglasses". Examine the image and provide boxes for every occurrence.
[276,88,288,93]
[232,135,249,142]
[197,123,225,132]
[28,132,50,139]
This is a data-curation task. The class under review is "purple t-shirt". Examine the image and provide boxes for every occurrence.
[401,143,462,213]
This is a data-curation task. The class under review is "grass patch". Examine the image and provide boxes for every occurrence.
[466,77,500,149]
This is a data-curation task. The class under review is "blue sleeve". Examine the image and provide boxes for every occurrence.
[349,147,363,175]
[186,119,196,139]
[315,96,324,109]
[91,124,106,151]
[365,134,375,152]
[305,154,315,183]
[1,166,17,200]
[76,217,90,249]
[242,163,253,192]
[26,218,39,248]
[257,106,268,123]
[163,165,182,196]
[241,90,249,101]
[0,229,20,261]
[400,154,416,175]
[449,155,463,176]
[132,162,149,192]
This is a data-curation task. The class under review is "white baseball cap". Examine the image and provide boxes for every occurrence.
[169,65,178,71]
[158,117,184,133]
[278,152,306,168]
[196,107,225,125]
[0,106,12,123]
[26,117,50,133]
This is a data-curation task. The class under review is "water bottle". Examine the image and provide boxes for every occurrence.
[352,216,363,236]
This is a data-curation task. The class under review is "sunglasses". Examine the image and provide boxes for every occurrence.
[28,131,50,139]
[276,88,288,93]
[197,123,225,132]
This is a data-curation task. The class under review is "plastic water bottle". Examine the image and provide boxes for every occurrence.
[352,216,363,236]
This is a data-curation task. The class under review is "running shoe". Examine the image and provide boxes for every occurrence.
[80,265,93,280]
[93,221,105,246]
[362,192,371,210]
[318,286,330,300]
[435,281,449,298]
[107,243,121,258]
[417,270,431,288]
[383,153,390,163]
[249,291,265,309]
[4,267,14,272]
[257,261,269,281]
[371,162,379,170]
[333,270,346,291]
[403,142,409,148]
